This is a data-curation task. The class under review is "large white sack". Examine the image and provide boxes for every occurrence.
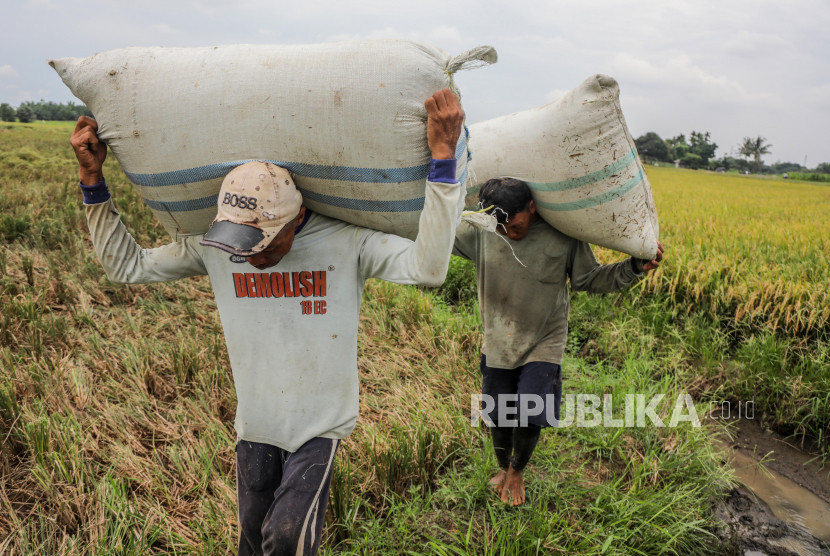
[49,41,496,239]
[466,74,659,259]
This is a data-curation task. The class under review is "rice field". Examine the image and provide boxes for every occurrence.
[635,166,830,341]
[582,166,830,454]
[0,120,826,553]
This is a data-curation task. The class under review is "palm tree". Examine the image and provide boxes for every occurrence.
[738,136,772,173]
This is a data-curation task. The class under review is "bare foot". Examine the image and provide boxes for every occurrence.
[500,466,525,506]
[489,469,507,495]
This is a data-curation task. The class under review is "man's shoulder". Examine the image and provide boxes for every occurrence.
[476,219,574,264]
[298,212,392,250]
[301,211,351,233]
[311,212,388,233]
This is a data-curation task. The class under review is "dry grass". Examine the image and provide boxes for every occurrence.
[1,123,734,554]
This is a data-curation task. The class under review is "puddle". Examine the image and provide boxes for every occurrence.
[715,417,830,554]
[729,447,830,542]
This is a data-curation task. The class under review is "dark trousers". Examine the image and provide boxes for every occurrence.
[481,355,562,471]
[236,437,339,556]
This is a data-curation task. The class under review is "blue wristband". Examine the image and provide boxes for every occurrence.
[428,158,457,184]
[79,179,111,204]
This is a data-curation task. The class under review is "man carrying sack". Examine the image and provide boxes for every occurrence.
[70,89,465,555]
[455,177,664,506]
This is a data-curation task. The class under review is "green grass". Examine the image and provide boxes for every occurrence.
[0,123,778,554]
[324,281,727,555]
[789,172,830,183]
[585,166,830,457]
[440,166,829,457]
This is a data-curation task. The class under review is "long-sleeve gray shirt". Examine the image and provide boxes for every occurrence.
[454,219,641,368]
[85,178,463,452]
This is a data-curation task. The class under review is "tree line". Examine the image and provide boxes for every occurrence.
[0,100,92,123]
[634,131,829,175]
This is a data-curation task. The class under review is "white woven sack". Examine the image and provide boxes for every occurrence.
[49,41,496,239]
[467,74,659,259]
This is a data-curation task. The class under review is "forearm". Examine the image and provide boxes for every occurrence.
[570,242,641,293]
[573,260,641,293]
[83,181,206,283]
[407,176,464,285]
[360,160,463,286]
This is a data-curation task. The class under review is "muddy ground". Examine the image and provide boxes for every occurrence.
[714,487,829,556]
[713,418,830,556]
[730,418,830,504]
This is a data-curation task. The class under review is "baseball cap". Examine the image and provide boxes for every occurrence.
[200,162,303,256]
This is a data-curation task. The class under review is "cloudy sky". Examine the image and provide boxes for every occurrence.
[2,0,828,166]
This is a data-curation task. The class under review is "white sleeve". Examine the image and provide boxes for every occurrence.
[85,199,208,284]
[357,179,464,287]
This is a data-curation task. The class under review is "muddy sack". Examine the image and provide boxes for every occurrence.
[49,41,496,238]
[467,74,659,259]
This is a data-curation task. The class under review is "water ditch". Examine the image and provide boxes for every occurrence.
[714,417,830,555]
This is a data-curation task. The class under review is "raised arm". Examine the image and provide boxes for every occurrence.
[70,117,207,284]
[71,116,107,186]
[424,89,463,160]
[358,89,466,286]
[569,240,664,293]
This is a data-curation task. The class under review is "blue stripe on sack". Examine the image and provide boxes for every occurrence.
[300,189,424,212]
[135,135,469,213]
[526,149,637,192]
[459,166,469,188]
[126,136,468,188]
[143,196,219,212]
[128,160,431,187]
[463,124,472,162]
[455,134,466,160]
[535,169,645,212]
[144,190,427,214]
[455,132,470,185]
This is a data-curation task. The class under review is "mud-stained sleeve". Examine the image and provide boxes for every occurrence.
[568,239,640,293]
[357,179,463,287]
[85,199,208,284]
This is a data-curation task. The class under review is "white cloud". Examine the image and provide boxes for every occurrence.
[24,0,58,9]
[424,25,463,47]
[365,27,406,40]
[326,27,405,43]
[18,88,52,103]
[610,53,778,108]
[724,32,792,58]
[152,23,180,34]
[806,83,830,108]
[326,26,463,47]
[3,0,828,164]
